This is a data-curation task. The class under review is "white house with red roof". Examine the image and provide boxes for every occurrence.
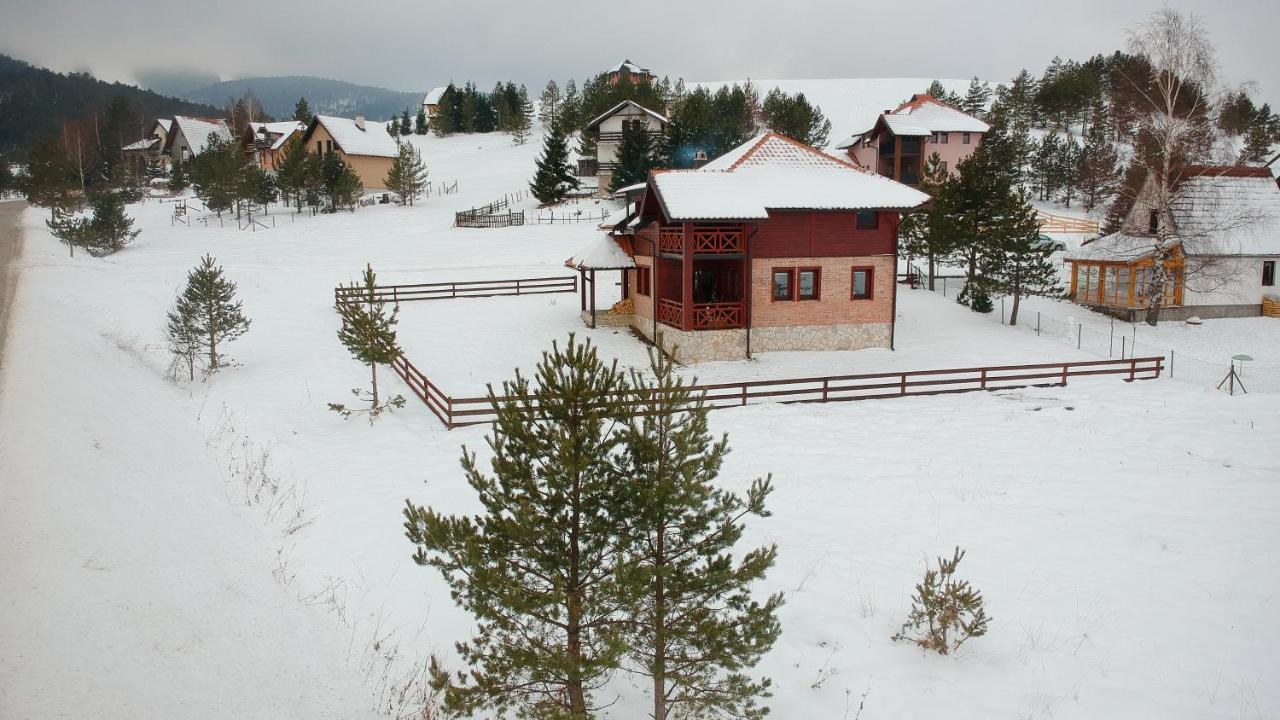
[837,94,990,185]
[574,131,929,362]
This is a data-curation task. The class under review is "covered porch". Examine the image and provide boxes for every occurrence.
[1069,257,1184,310]
[647,222,750,331]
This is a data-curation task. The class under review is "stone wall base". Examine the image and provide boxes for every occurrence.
[1082,303,1263,322]
[630,318,892,363]
[581,311,634,328]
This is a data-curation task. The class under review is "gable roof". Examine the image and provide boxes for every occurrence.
[648,132,930,221]
[149,118,171,137]
[565,235,636,270]
[1068,166,1280,260]
[423,86,448,106]
[170,116,233,156]
[122,138,158,152]
[836,94,989,148]
[302,115,398,158]
[584,100,668,131]
[608,59,651,76]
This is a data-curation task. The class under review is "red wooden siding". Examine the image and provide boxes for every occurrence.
[753,210,897,258]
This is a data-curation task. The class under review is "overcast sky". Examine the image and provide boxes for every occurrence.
[1,0,1276,106]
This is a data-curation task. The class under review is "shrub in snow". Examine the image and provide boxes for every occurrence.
[956,281,994,314]
[329,264,405,420]
[47,189,140,258]
[165,254,251,374]
[892,547,990,655]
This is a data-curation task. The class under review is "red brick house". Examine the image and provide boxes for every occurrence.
[583,132,929,362]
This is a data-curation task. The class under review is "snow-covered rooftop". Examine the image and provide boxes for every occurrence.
[608,59,651,76]
[566,235,636,270]
[122,138,158,152]
[172,116,232,156]
[151,118,172,135]
[835,94,990,149]
[584,100,668,131]
[250,120,305,136]
[423,86,448,106]
[1067,168,1280,261]
[310,115,398,158]
[650,132,930,221]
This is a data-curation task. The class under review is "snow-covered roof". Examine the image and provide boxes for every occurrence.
[122,138,158,152]
[307,115,398,158]
[835,94,989,149]
[608,59,651,76]
[172,116,233,156]
[151,118,172,136]
[881,115,932,137]
[1067,168,1280,261]
[423,86,447,106]
[611,181,647,196]
[649,132,930,221]
[565,235,636,270]
[251,121,305,136]
[584,100,668,131]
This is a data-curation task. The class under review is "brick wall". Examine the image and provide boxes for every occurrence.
[751,255,895,328]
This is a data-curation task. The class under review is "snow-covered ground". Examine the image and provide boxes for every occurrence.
[2,130,1278,719]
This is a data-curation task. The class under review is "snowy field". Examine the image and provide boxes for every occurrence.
[3,130,1279,719]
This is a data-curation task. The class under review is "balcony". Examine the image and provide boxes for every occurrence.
[597,130,663,144]
[656,225,745,256]
[657,298,746,330]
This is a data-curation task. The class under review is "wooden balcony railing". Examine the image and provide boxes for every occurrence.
[656,299,745,330]
[657,225,744,255]
[657,298,683,328]
[658,227,684,254]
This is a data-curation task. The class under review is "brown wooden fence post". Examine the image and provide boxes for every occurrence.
[822,378,829,401]
[980,368,987,390]
[1061,364,1068,386]
[900,373,907,395]
[740,384,747,406]
[1128,358,1136,382]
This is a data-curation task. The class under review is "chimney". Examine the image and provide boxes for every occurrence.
[692,149,709,169]
[354,115,365,131]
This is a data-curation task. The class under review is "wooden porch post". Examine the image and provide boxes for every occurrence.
[579,269,587,312]
[682,222,693,330]
[1126,264,1136,308]
[1069,262,1079,299]
[893,135,902,181]
[589,269,597,328]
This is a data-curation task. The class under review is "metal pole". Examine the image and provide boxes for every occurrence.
[1036,312,1041,336]
[1169,350,1174,378]
[1077,324,1082,349]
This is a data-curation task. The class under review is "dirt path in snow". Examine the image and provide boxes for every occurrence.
[0,200,24,380]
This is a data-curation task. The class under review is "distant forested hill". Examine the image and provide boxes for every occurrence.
[0,54,222,155]
[180,76,424,122]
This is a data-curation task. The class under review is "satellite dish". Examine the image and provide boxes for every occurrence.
[1232,354,1254,362]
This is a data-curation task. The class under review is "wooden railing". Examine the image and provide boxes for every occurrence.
[334,275,577,305]
[658,227,684,254]
[657,298,683,327]
[692,301,745,329]
[690,225,745,254]
[1036,210,1099,234]
[431,356,1165,429]
[455,198,526,228]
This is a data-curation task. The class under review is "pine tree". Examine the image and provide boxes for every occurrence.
[22,136,78,219]
[274,135,309,210]
[1055,134,1082,208]
[321,151,362,210]
[924,80,963,108]
[405,335,633,718]
[962,77,990,117]
[167,152,189,193]
[165,254,251,372]
[981,187,1059,325]
[330,264,405,418]
[898,153,953,290]
[529,121,579,205]
[539,80,562,128]
[892,547,990,655]
[47,188,140,258]
[562,79,581,130]
[387,114,400,138]
[1076,101,1121,212]
[618,350,783,720]
[1239,116,1273,165]
[293,97,313,124]
[609,118,657,191]
[414,107,428,135]
[384,141,428,205]
[400,108,413,137]
[761,89,831,147]
[237,163,278,208]
[511,85,534,146]
[190,133,246,216]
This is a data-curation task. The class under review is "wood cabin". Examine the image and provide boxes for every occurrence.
[1065,166,1280,321]
[242,121,305,171]
[163,116,233,163]
[299,115,398,190]
[605,59,654,86]
[422,86,448,118]
[836,95,989,185]
[581,100,668,196]
[571,132,930,363]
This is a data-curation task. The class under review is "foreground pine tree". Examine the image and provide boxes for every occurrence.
[892,547,990,655]
[330,264,405,419]
[618,349,783,720]
[166,255,250,372]
[384,142,429,205]
[529,121,579,205]
[405,335,631,718]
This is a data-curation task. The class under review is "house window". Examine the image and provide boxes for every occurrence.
[797,268,820,300]
[962,132,971,144]
[636,266,651,296]
[1264,261,1276,287]
[855,211,879,230]
[1148,210,1159,234]
[851,266,874,300]
[772,269,793,301]
[938,132,948,144]
[316,141,323,154]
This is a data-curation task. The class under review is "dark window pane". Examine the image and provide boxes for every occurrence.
[798,270,818,299]
[856,211,878,229]
[772,271,791,300]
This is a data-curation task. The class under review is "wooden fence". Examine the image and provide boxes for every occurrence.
[455,197,526,228]
[1035,210,1099,234]
[334,275,577,305]
[393,356,1165,429]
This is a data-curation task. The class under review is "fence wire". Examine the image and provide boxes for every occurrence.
[922,276,1280,395]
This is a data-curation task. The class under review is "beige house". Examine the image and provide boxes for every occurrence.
[300,115,398,190]
[836,95,989,185]
[582,100,667,195]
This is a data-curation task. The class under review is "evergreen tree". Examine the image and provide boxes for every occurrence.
[618,350,783,720]
[400,108,413,136]
[1003,69,1039,129]
[165,254,251,371]
[961,77,991,117]
[1239,116,1273,165]
[415,106,428,135]
[405,336,633,718]
[237,163,278,208]
[529,121,579,205]
[22,136,78,218]
[330,264,405,418]
[761,89,831,147]
[96,96,136,185]
[1076,101,1121,211]
[924,79,963,107]
[512,85,534,146]
[980,187,1059,325]
[562,79,582,131]
[0,154,13,197]
[167,152,189,193]
[189,133,246,216]
[891,547,990,656]
[609,118,657,191]
[539,79,562,128]
[293,97,313,124]
[229,97,251,136]
[1217,90,1254,136]
[384,141,428,205]
[46,188,140,257]
[1056,134,1082,208]
[274,135,309,210]
[320,151,362,210]
[898,153,953,290]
